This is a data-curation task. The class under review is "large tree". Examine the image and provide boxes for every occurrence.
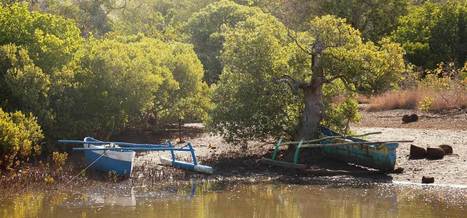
[211,15,405,142]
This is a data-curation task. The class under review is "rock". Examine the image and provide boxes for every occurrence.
[409,144,426,159]
[426,147,445,160]
[439,144,453,155]
[402,113,419,123]
[422,176,434,184]
[392,167,404,174]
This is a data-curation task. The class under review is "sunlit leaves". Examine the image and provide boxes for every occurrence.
[0,3,83,72]
[391,1,466,68]
[186,0,263,83]
[0,108,43,169]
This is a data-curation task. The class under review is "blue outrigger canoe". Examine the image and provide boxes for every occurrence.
[58,137,213,176]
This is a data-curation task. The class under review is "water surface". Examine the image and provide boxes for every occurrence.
[1,181,465,218]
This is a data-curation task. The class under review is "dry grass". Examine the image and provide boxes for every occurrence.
[367,87,467,112]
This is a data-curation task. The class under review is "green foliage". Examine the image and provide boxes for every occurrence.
[45,0,113,37]
[0,3,83,72]
[0,108,43,169]
[0,44,52,125]
[52,36,211,137]
[156,42,212,124]
[58,37,163,136]
[314,17,406,94]
[113,0,214,40]
[418,62,466,91]
[391,1,466,68]
[419,96,433,112]
[186,0,263,83]
[323,96,361,133]
[51,151,68,170]
[211,15,406,142]
[209,14,302,142]
[321,0,409,41]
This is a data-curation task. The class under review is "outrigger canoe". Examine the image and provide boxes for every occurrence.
[261,127,410,171]
[82,137,135,176]
[320,127,399,171]
[58,137,213,176]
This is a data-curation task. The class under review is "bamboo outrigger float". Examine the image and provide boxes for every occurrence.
[58,137,213,176]
[261,127,412,171]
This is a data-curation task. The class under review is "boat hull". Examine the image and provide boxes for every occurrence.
[83,137,135,176]
[320,127,398,171]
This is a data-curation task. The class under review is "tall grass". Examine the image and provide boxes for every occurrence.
[367,87,467,112]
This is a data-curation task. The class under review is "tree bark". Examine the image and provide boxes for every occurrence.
[298,41,325,140]
[298,81,323,140]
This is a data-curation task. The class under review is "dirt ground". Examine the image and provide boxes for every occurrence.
[132,109,466,186]
[354,107,467,130]
[353,127,467,185]
[352,108,466,185]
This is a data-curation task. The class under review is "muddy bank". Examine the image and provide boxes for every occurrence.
[132,125,467,186]
[1,120,465,199]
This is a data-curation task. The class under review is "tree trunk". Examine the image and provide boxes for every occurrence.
[298,82,323,140]
[297,41,325,140]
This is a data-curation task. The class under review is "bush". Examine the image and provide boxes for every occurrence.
[369,62,467,112]
[0,108,43,170]
[419,96,433,112]
[52,152,68,171]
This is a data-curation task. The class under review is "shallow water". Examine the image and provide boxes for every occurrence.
[0,181,465,218]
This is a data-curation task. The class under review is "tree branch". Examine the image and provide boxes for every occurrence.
[287,28,312,55]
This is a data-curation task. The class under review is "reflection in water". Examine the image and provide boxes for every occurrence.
[0,182,465,218]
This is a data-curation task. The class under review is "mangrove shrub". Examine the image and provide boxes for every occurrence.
[0,108,43,170]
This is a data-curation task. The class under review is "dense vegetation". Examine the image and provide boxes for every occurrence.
[0,0,465,167]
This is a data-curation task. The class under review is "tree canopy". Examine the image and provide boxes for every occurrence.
[0,0,463,150]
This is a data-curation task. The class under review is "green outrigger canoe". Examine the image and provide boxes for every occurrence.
[261,127,411,172]
[320,127,400,171]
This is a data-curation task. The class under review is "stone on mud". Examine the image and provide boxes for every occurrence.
[409,144,426,159]
[392,167,404,174]
[422,176,434,183]
[402,114,419,123]
[438,144,453,155]
[426,147,445,160]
